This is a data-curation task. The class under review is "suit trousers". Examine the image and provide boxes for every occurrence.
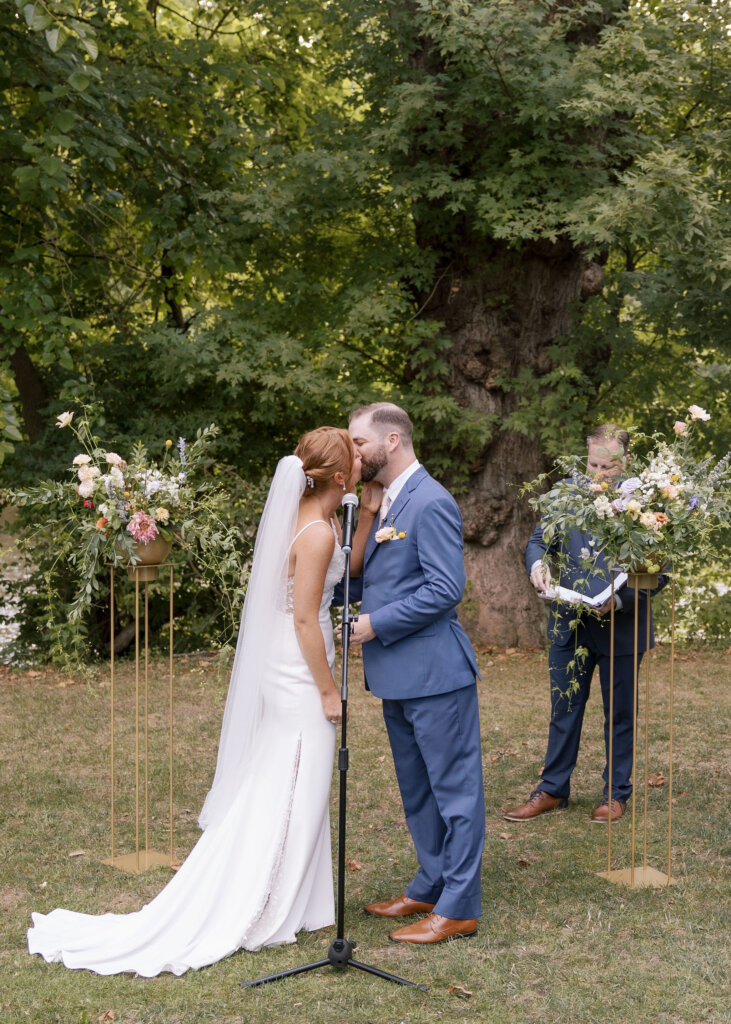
[540,640,642,803]
[381,684,484,920]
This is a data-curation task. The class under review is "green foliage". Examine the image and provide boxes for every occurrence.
[1,0,730,658]
[5,408,251,668]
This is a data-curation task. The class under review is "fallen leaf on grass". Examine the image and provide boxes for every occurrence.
[347,858,364,871]
[648,773,666,787]
[517,857,530,868]
[448,984,472,999]
[499,832,510,840]
[68,850,85,858]
[98,1012,115,1022]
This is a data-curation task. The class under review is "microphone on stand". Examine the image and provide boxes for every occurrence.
[341,493,359,553]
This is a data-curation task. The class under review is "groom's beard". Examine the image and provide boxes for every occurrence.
[359,444,388,483]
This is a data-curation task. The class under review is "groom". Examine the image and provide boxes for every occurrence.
[348,403,484,944]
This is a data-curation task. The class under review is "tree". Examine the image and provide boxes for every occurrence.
[2,0,729,657]
[307,0,731,643]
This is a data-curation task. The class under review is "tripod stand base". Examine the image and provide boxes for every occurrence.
[240,937,427,990]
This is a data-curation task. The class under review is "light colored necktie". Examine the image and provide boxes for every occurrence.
[379,492,392,525]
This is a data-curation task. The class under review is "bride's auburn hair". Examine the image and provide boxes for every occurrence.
[295,427,355,493]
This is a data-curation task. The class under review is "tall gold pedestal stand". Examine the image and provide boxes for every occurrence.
[597,573,676,888]
[102,562,175,874]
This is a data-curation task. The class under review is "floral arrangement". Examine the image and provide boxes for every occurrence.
[11,408,244,623]
[524,406,731,574]
[375,517,407,544]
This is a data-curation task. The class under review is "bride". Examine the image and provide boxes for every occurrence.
[28,426,360,976]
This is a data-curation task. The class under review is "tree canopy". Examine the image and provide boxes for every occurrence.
[2,0,729,653]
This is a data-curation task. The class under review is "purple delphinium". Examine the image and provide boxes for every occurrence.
[688,496,700,509]
[177,437,187,466]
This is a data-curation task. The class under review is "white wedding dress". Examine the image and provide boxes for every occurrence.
[28,484,345,976]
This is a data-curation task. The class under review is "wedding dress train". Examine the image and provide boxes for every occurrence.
[28,508,344,976]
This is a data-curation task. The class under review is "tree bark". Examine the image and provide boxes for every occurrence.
[419,241,604,647]
[8,344,46,443]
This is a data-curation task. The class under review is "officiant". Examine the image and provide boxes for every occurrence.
[504,424,668,825]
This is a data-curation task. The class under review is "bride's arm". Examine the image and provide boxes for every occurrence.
[349,482,382,577]
[292,526,342,723]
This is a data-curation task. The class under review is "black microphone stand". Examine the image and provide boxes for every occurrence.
[240,507,426,991]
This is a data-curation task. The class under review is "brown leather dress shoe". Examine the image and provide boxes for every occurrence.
[591,798,626,823]
[389,913,478,944]
[364,894,436,918]
[503,789,569,821]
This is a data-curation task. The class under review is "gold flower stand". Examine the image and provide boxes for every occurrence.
[597,572,677,888]
[102,562,175,874]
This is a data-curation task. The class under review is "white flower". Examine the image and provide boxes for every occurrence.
[77,465,100,483]
[105,452,125,467]
[56,411,74,428]
[619,477,642,498]
[593,495,614,519]
[78,480,95,498]
[155,507,170,524]
[72,454,92,466]
[688,405,710,421]
[109,466,125,489]
[375,526,397,543]
[580,547,590,558]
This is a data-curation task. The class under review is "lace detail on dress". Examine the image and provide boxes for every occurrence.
[280,520,345,615]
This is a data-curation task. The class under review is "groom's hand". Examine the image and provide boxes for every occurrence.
[350,613,376,645]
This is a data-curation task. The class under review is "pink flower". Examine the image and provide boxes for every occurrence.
[127,511,159,544]
[673,420,688,435]
[688,405,710,421]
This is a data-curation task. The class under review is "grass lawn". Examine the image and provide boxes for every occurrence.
[0,644,728,1024]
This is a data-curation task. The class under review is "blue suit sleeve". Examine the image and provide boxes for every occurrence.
[331,574,363,608]
[369,496,466,646]
[525,521,550,575]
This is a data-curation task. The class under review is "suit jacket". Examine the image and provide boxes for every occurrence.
[358,466,479,700]
[525,521,668,656]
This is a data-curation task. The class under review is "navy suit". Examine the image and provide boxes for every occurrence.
[358,466,485,919]
[526,523,667,802]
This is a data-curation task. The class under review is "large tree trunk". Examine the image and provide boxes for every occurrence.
[9,344,46,443]
[419,241,604,646]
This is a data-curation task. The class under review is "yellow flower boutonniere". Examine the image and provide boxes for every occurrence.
[375,515,407,544]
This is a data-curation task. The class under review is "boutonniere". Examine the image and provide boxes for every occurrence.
[375,514,406,544]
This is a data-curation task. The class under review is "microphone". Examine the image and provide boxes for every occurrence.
[341,493,359,553]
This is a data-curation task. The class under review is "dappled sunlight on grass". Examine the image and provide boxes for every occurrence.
[0,645,728,1023]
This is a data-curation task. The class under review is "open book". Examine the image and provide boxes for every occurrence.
[538,572,628,608]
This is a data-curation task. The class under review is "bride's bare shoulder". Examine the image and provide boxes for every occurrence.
[291,519,335,559]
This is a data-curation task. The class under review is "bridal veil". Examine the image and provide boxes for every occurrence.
[198,455,306,830]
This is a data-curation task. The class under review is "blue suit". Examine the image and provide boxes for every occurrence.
[359,466,484,920]
[526,522,668,802]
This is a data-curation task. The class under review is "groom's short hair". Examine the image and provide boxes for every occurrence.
[350,402,413,445]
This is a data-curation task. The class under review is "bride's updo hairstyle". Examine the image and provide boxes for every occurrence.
[294,427,355,494]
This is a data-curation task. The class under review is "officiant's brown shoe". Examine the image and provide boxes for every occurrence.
[364,894,435,918]
[389,913,477,944]
[591,798,626,823]
[503,789,568,821]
